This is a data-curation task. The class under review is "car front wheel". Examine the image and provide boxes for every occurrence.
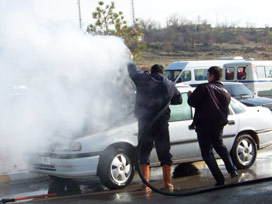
[97,147,134,189]
[231,134,257,169]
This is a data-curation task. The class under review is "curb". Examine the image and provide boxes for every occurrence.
[0,171,48,185]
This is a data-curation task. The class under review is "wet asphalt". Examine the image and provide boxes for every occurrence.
[1,145,272,203]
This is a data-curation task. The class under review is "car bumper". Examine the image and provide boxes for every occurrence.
[27,153,100,178]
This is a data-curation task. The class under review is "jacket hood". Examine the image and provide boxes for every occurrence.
[149,72,165,82]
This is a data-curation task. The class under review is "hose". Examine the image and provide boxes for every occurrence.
[0,193,56,204]
[135,102,272,196]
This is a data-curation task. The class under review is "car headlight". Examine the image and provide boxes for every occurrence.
[69,142,82,151]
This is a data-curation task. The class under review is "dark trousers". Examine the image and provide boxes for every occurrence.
[138,118,172,166]
[196,126,236,184]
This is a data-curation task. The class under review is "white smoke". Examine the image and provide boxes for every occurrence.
[0,0,135,158]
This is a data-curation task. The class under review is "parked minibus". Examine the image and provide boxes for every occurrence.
[222,60,272,97]
[164,56,244,87]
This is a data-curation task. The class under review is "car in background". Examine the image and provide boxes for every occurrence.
[222,82,272,111]
[26,85,272,190]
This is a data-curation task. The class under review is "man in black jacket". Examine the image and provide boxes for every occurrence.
[127,60,182,192]
[187,66,238,186]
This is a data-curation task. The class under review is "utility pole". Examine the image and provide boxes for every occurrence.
[131,0,135,26]
[77,0,82,29]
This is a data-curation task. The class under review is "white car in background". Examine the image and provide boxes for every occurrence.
[26,85,272,189]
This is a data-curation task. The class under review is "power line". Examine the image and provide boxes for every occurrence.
[131,0,135,26]
[77,0,82,29]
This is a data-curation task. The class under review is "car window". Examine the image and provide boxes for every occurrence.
[164,70,182,82]
[229,100,246,114]
[169,93,192,122]
[237,66,247,80]
[225,67,234,80]
[228,106,234,115]
[256,66,266,78]
[265,66,272,78]
[194,69,208,81]
[180,70,191,82]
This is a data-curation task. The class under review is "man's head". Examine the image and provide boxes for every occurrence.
[207,66,222,82]
[151,64,164,74]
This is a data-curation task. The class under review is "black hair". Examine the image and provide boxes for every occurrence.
[208,66,222,80]
[151,64,164,74]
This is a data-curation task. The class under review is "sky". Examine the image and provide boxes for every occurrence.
[30,0,271,30]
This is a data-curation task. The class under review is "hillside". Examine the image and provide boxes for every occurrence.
[135,42,270,69]
[134,23,272,69]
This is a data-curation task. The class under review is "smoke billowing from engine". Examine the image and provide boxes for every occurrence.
[0,1,135,159]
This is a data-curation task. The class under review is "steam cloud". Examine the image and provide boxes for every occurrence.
[0,0,135,160]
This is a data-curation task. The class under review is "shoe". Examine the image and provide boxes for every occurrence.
[230,170,238,178]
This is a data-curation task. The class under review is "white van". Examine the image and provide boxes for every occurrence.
[222,60,272,97]
[164,56,244,87]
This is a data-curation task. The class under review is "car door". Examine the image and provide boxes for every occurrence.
[220,100,240,151]
[168,93,200,162]
[149,92,200,163]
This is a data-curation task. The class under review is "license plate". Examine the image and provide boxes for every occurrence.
[42,157,50,165]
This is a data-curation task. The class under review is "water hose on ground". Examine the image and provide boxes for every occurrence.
[0,193,56,204]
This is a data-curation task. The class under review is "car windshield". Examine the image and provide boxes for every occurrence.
[164,70,181,82]
[224,84,253,98]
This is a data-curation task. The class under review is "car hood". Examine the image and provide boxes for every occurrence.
[238,97,272,107]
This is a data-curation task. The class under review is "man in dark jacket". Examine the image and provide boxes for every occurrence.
[127,60,182,192]
[187,66,238,186]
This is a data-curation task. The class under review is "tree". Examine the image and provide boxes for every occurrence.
[87,1,144,58]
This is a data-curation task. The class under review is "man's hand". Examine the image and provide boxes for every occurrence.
[128,49,133,59]
[187,90,192,97]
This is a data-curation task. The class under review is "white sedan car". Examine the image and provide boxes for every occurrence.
[27,86,272,189]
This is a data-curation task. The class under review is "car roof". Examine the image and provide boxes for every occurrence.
[221,81,244,85]
[165,61,189,70]
[176,83,194,92]
[165,60,243,71]
[175,83,191,88]
[223,60,272,66]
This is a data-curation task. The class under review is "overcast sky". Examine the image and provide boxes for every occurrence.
[30,0,271,30]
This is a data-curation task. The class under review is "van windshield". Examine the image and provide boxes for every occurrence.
[164,70,181,82]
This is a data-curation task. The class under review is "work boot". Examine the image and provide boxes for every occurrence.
[162,165,174,192]
[140,164,151,192]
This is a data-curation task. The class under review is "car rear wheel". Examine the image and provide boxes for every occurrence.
[97,147,134,189]
[231,134,257,169]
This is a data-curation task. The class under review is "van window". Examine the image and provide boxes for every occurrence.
[194,69,208,81]
[169,93,192,122]
[225,67,235,80]
[265,66,272,78]
[237,67,247,80]
[164,70,182,82]
[256,66,266,78]
[180,70,191,82]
